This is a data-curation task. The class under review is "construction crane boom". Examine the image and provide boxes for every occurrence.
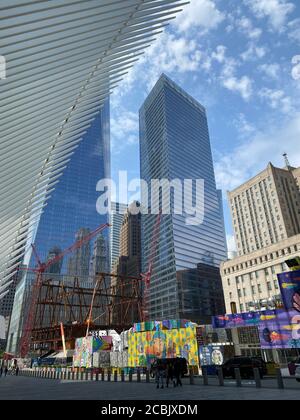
[19,223,110,357]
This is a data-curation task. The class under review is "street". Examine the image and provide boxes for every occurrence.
[0,375,299,400]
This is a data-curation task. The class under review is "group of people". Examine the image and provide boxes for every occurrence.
[155,359,183,389]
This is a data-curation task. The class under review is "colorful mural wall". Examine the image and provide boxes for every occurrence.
[73,336,112,368]
[128,321,199,367]
[213,309,300,350]
[278,270,300,312]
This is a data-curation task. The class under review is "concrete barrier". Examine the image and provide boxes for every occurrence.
[189,369,195,385]
[217,368,224,387]
[235,369,242,387]
[202,368,209,386]
[254,368,261,388]
[276,368,284,389]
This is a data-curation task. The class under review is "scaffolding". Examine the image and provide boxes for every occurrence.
[31,272,143,352]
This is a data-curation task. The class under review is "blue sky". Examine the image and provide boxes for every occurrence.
[109,0,300,252]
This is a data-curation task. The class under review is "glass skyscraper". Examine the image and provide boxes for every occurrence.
[7,101,110,354]
[139,75,227,323]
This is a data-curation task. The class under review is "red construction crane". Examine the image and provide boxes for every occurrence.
[141,211,162,321]
[19,223,110,357]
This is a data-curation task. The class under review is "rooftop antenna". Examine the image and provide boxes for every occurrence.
[283,153,291,168]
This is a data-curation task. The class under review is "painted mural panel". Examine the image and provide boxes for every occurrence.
[278,270,300,312]
[258,309,300,349]
[73,337,93,368]
[128,326,199,367]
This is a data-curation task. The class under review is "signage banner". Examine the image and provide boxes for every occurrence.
[213,309,300,349]
[278,270,300,312]
[258,309,300,349]
[199,346,224,366]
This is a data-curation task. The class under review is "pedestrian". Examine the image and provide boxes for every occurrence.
[16,366,19,376]
[4,366,8,377]
[174,359,182,387]
[155,361,166,389]
[166,363,175,388]
[0,365,3,378]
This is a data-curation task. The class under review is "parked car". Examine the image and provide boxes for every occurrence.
[150,358,188,378]
[295,365,300,383]
[288,358,300,376]
[221,357,267,380]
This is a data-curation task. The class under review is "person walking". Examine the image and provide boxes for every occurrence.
[174,359,182,387]
[166,363,175,388]
[0,365,3,378]
[155,361,166,389]
[4,366,8,377]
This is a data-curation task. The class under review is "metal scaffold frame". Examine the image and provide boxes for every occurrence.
[31,272,143,352]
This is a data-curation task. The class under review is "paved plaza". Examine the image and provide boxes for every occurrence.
[0,376,299,400]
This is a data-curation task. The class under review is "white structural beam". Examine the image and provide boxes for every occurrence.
[0,0,188,297]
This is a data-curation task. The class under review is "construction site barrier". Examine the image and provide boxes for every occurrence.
[254,368,261,388]
[17,367,294,392]
[235,369,242,387]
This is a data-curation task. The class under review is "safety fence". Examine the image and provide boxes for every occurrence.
[16,367,295,390]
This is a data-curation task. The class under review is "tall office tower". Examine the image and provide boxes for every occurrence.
[90,233,108,277]
[228,161,300,257]
[45,247,62,275]
[7,101,110,355]
[113,202,142,324]
[139,74,227,323]
[118,202,142,277]
[67,228,91,277]
[110,202,128,270]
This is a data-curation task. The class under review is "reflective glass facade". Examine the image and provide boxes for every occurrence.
[7,101,110,354]
[140,75,227,323]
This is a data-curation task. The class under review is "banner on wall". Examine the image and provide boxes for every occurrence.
[73,336,113,368]
[212,309,300,349]
[278,270,300,312]
[128,326,199,367]
[199,346,224,366]
[258,309,300,349]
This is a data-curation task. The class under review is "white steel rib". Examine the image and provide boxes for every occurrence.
[0,0,188,299]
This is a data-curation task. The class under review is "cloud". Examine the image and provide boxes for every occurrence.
[215,112,300,192]
[236,16,262,39]
[292,55,300,80]
[258,63,281,79]
[110,111,139,153]
[210,45,253,101]
[111,30,204,105]
[244,0,295,30]
[240,43,267,61]
[222,75,253,101]
[175,0,225,33]
[288,18,300,42]
[258,88,293,113]
[232,113,256,137]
